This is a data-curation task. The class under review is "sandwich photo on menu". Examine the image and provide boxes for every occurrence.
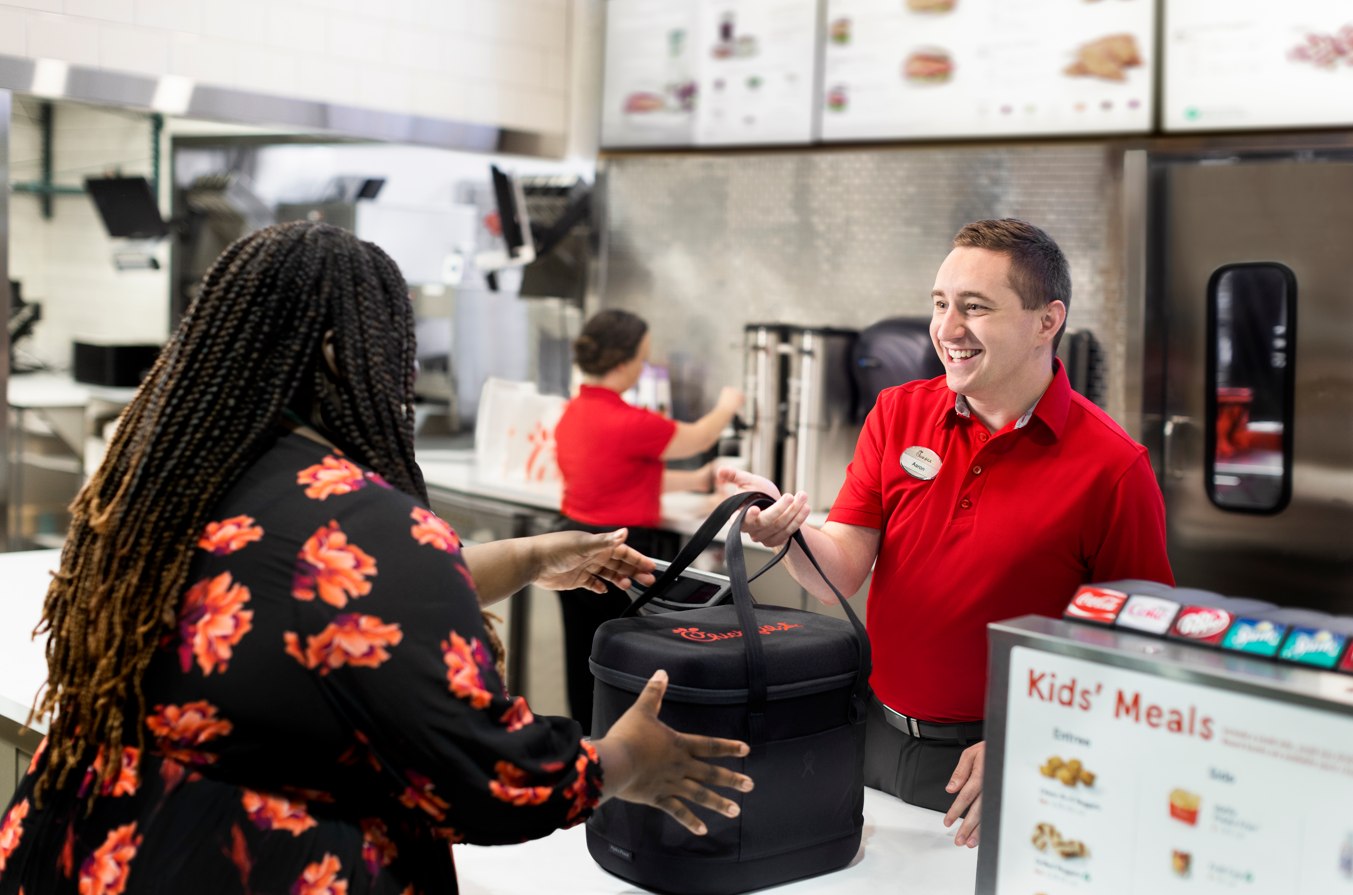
[903,47,953,84]
[907,0,956,12]
[1065,33,1142,82]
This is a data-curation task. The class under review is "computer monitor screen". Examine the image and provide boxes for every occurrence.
[85,176,169,239]
[489,165,534,261]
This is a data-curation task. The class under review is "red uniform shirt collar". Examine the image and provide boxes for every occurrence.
[935,358,1072,439]
[578,384,625,402]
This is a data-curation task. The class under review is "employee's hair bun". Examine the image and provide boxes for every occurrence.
[574,310,648,376]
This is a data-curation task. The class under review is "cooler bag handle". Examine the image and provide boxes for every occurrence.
[723,502,873,739]
[620,490,787,618]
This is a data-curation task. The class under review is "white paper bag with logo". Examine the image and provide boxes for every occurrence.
[473,377,565,486]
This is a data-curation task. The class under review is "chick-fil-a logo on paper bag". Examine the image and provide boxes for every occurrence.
[672,622,803,643]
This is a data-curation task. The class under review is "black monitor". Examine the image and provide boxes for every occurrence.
[489,164,534,261]
[84,176,170,239]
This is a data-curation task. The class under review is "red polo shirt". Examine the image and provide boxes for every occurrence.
[829,362,1173,723]
[555,385,678,528]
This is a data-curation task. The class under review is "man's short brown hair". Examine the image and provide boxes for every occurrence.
[952,218,1071,351]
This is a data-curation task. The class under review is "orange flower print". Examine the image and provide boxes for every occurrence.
[178,572,254,676]
[442,632,493,709]
[91,747,140,797]
[360,818,397,875]
[489,761,551,807]
[409,507,461,553]
[198,515,264,555]
[242,790,317,836]
[292,522,377,608]
[26,737,46,774]
[145,701,232,766]
[284,614,403,675]
[291,853,348,895]
[0,798,29,872]
[298,455,367,501]
[499,697,534,733]
[397,770,450,822]
[77,822,141,895]
[562,740,602,826]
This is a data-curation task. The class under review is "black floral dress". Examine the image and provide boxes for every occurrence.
[0,430,603,894]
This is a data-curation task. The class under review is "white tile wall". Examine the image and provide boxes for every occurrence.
[0,0,577,137]
[133,0,202,35]
[0,6,25,55]
[64,0,134,22]
[26,13,101,66]
[3,0,58,12]
[8,101,170,369]
[97,23,170,77]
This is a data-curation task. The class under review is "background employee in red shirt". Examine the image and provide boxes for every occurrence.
[554,309,744,732]
[719,219,1174,848]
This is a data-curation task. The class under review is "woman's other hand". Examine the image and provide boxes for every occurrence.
[713,468,810,549]
[592,670,753,835]
[530,529,657,593]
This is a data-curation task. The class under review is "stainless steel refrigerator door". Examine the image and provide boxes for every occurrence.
[1151,158,1353,609]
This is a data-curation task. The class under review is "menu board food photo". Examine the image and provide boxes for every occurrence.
[1163,0,1353,131]
[820,0,1156,140]
[992,645,1353,893]
[601,0,821,148]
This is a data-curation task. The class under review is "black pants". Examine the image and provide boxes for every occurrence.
[556,520,679,735]
[863,697,983,813]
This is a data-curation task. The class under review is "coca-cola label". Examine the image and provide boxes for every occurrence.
[1115,595,1182,635]
[1221,618,1287,656]
[1064,586,1128,624]
[1278,627,1346,669]
[1168,607,1234,645]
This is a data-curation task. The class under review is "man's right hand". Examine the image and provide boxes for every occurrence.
[714,468,810,549]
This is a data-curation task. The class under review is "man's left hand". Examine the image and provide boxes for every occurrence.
[942,740,984,848]
[532,529,658,592]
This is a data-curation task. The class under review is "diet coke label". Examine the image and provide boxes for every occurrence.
[1115,595,1181,635]
[1064,586,1128,625]
[1168,606,1234,646]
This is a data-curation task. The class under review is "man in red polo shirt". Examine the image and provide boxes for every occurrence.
[719,219,1173,848]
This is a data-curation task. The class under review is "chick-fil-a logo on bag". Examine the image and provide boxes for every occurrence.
[673,622,803,643]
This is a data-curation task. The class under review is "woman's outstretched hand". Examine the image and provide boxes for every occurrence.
[592,670,753,835]
[530,529,657,593]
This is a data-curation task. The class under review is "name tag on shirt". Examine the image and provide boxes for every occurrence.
[900,446,942,481]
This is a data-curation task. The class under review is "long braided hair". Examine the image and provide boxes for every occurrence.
[33,221,459,801]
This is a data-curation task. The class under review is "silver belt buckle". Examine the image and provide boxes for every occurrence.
[882,701,922,738]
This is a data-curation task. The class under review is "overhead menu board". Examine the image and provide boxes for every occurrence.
[994,646,1353,893]
[1164,0,1353,131]
[601,0,822,148]
[820,0,1155,141]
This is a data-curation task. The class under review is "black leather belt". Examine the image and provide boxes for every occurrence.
[876,698,984,743]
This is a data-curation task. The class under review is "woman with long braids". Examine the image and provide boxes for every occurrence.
[0,222,751,894]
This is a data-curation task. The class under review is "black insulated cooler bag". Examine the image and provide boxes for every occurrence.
[586,491,873,895]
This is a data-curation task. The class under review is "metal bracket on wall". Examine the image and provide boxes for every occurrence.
[8,103,163,220]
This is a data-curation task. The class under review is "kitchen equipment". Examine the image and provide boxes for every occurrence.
[1139,148,1353,610]
[741,324,857,511]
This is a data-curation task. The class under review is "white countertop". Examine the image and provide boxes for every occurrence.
[0,548,58,734]
[7,371,138,409]
[456,788,978,894]
[418,450,828,538]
